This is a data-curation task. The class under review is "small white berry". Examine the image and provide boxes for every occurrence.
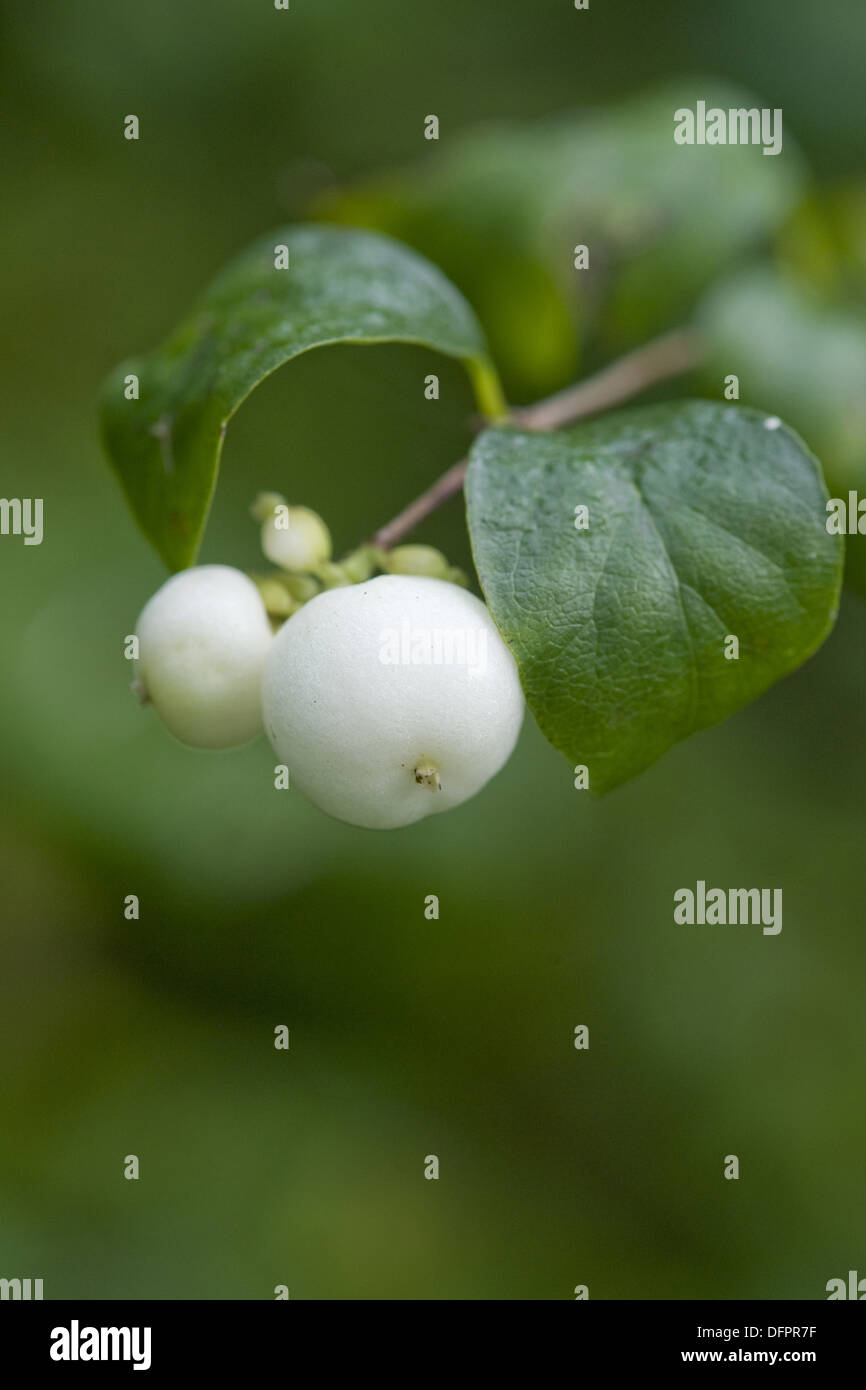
[135,565,272,749]
[261,505,332,571]
[262,574,524,829]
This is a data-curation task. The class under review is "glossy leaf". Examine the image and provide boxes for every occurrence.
[466,400,842,791]
[100,224,502,570]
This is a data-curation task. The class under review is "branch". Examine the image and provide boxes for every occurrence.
[372,458,470,553]
[371,327,704,550]
[512,327,703,431]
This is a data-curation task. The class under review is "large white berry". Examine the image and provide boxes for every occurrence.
[135,565,272,749]
[262,574,524,829]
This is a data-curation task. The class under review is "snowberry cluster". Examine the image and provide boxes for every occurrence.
[132,498,524,828]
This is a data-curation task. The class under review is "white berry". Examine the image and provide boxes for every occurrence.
[262,574,524,829]
[135,565,272,749]
[261,505,332,571]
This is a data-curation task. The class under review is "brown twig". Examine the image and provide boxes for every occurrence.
[370,327,704,550]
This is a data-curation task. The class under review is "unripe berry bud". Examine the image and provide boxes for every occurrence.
[253,576,299,619]
[261,504,332,572]
[383,544,451,579]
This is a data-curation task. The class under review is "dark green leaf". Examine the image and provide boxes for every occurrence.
[100,224,502,570]
[466,400,842,792]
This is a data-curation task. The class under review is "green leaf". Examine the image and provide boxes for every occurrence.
[100,224,503,571]
[697,264,866,595]
[466,400,842,792]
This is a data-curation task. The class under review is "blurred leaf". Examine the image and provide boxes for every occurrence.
[100,225,503,571]
[777,181,866,305]
[315,81,805,397]
[583,84,804,351]
[697,264,866,593]
[466,401,842,792]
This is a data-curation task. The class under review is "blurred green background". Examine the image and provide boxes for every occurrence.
[1,0,865,1299]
